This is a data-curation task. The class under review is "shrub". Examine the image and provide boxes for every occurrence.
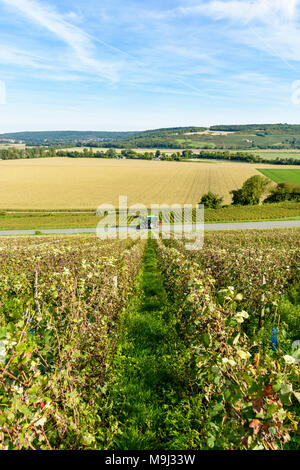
[199,192,223,209]
[264,182,300,203]
[231,175,271,205]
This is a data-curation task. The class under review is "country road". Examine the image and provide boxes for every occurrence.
[0,220,299,236]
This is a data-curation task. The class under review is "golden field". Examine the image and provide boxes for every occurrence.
[0,157,297,209]
[0,143,25,149]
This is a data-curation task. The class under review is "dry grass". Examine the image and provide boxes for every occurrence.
[183,130,236,136]
[0,157,297,209]
[0,143,26,149]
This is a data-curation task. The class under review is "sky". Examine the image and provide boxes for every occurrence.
[1,0,300,132]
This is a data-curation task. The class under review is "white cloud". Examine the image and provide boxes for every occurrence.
[0,0,120,81]
[177,1,300,64]
[0,44,52,69]
[180,0,299,24]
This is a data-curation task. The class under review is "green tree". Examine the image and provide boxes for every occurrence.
[231,175,271,205]
[105,148,117,158]
[181,150,193,159]
[199,192,223,209]
[264,181,300,203]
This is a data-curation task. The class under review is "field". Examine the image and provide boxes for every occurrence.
[0,229,299,450]
[59,147,300,161]
[172,133,300,149]
[254,150,300,160]
[258,169,300,186]
[0,157,298,210]
[0,202,299,230]
[0,144,25,150]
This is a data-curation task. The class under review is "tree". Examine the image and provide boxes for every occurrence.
[199,192,223,209]
[231,175,271,205]
[105,149,117,158]
[230,188,249,206]
[181,150,193,159]
[264,181,300,203]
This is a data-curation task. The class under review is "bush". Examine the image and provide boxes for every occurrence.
[264,182,300,203]
[199,192,223,209]
[231,175,271,205]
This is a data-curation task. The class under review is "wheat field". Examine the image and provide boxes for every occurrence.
[0,157,295,209]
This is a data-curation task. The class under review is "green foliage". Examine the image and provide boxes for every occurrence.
[200,192,223,209]
[156,232,300,450]
[1,229,299,450]
[264,182,300,203]
[5,124,300,155]
[2,143,300,165]
[0,147,56,160]
[0,236,145,449]
[278,288,300,339]
[0,131,134,144]
[231,175,271,205]
[104,239,193,450]
[203,202,300,222]
[0,203,299,231]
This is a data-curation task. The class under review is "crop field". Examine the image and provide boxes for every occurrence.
[0,144,25,150]
[258,169,300,186]
[0,229,299,450]
[0,202,299,230]
[0,157,298,210]
[254,151,300,160]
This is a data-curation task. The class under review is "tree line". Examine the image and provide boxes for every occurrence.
[57,148,300,165]
[1,146,300,166]
[0,147,56,160]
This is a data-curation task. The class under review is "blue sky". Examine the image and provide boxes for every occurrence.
[1,0,300,131]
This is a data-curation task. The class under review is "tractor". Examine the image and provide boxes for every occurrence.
[137,215,159,230]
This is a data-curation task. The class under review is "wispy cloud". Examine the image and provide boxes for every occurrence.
[1,0,300,130]
[0,44,52,69]
[178,0,300,63]
[179,0,298,23]
[0,0,121,81]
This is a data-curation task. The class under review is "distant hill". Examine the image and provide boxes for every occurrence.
[2,124,300,149]
[101,124,300,150]
[0,130,136,144]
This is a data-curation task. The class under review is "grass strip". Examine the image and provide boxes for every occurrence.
[102,238,195,450]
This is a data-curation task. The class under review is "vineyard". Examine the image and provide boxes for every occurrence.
[0,229,299,450]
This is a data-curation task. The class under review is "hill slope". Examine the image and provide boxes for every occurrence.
[3,124,300,149]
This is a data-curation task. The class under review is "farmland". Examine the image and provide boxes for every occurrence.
[258,169,300,186]
[0,202,299,230]
[56,146,300,161]
[254,151,300,161]
[0,157,298,210]
[0,229,299,450]
[0,144,25,150]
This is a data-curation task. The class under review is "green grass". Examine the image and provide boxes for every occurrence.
[0,213,101,230]
[175,138,216,148]
[102,238,195,450]
[203,202,300,222]
[258,169,300,185]
[0,202,299,230]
